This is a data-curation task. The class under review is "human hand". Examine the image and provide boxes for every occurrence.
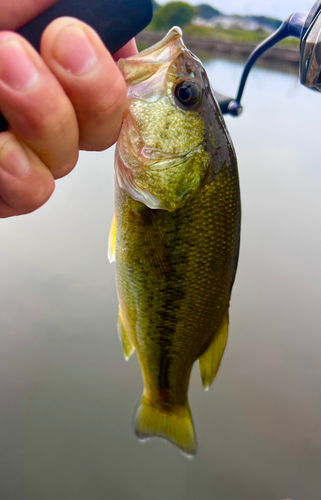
[0,0,136,217]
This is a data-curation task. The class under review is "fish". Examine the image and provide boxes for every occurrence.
[108,27,241,457]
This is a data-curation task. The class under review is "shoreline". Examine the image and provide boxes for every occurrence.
[136,30,300,70]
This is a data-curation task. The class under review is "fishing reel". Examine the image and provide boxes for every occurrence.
[215,0,321,116]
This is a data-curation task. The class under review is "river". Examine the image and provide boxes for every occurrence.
[0,57,320,500]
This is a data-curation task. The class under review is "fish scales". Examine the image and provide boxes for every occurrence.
[110,27,241,456]
[115,164,239,379]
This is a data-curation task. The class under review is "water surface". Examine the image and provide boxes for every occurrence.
[0,58,320,500]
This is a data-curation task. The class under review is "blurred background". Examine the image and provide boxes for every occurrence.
[0,1,321,499]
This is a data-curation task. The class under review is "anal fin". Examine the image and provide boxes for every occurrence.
[199,310,229,390]
[117,308,135,360]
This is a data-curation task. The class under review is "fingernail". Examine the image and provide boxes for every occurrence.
[0,140,31,177]
[53,25,98,75]
[0,38,38,91]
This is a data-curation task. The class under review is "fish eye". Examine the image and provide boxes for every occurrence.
[174,81,201,108]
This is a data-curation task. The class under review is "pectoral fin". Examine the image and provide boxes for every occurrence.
[108,213,116,263]
[199,310,229,390]
[117,308,135,360]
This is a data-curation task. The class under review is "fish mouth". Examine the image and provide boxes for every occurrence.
[133,26,184,60]
[117,27,188,86]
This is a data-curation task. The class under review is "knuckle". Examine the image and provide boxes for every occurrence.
[78,70,126,121]
[0,131,15,154]
[52,150,79,179]
[79,128,119,152]
[0,134,56,214]
[0,175,55,215]
[17,178,55,213]
[27,184,55,212]
[31,96,75,140]
[78,75,126,151]
[96,75,127,118]
[15,95,79,175]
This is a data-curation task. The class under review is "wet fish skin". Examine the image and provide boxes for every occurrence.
[110,27,241,456]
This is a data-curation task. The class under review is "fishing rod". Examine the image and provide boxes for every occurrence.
[0,0,321,130]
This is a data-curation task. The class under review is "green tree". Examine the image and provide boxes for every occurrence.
[197,4,221,20]
[151,2,196,31]
[152,0,160,11]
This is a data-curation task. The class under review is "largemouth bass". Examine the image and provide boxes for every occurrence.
[109,27,241,456]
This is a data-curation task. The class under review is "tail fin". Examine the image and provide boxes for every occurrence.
[133,394,196,457]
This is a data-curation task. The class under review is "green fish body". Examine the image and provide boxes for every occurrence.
[109,28,241,456]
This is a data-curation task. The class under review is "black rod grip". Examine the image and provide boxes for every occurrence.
[0,0,153,132]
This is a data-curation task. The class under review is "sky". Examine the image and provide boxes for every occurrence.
[157,0,315,20]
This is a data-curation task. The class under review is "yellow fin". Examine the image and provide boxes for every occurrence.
[134,394,196,457]
[199,310,229,390]
[108,213,116,263]
[117,309,135,360]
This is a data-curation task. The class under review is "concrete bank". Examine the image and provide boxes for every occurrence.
[136,30,300,67]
